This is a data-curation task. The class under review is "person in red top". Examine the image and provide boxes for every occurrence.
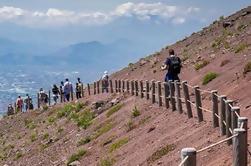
[16,96,23,112]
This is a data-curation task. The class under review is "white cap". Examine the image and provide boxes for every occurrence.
[104,71,108,74]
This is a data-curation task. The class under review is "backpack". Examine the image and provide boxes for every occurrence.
[76,83,82,92]
[168,56,181,74]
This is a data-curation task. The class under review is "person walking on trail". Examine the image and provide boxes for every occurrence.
[52,84,60,104]
[16,96,23,113]
[24,94,31,111]
[161,49,182,82]
[101,71,109,93]
[60,81,65,102]
[75,83,82,99]
[7,104,14,116]
[39,88,48,106]
[64,78,73,102]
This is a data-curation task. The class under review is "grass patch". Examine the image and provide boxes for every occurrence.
[147,144,175,164]
[48,116,56,124]
[106,103,123,118]
[75,109,95,129]
[99,157,115,166]
[77,136,91,146]
[234,43,248,53]
[93,121,114,139]
[42,133,49,140]
[126,120,136,132]
[181,53,189,62]
[30,132,37,142]
[57,104,75,118]
[15,151,23,160]
[132,106,140,118]
[57,127,64,133]
[202,72,218,85]
[24,119,36,129]
[194,60,209,70]
[67,149,87,165]
[243,61,251,75]
[76,102,85,112]
[139,116,151,125]
[109,137,129,153]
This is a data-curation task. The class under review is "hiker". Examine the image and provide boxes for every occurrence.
[24,94,32,111]
[39,88,48,106]
[16,96,23,112]
[60,81,65,102]
[77,77,82,84]
[63,78,73,102]
[75,82,82,99]
[101,71,109,93]
[52,84,60,104]
[7,104,14,116]
[161,49,182,82]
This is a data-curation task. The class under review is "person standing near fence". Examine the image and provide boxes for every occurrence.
[60,81,65,102]
[64,78,73,102]
[101,71,109,93]
[24,94,31,111]
[161,49,182,82]
[75,82,82,99]
[16,96,23,113]
[52,84,60,104]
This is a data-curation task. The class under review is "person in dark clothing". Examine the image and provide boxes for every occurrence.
[60,81,65,102]
[52,84,60,104]
[161,49,182,82]
[24,94,32,111]
[77,77,82,84]
[75,83,82,99]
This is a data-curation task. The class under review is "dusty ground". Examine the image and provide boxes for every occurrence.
[0,6,251,166]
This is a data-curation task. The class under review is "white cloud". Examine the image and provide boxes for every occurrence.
[0,3,200,27]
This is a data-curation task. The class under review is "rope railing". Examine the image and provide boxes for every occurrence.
[197,134,238,153]
[178,156,189,166]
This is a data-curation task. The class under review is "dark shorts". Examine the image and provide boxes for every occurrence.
[165,73,180,82]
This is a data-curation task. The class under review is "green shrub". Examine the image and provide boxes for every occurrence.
[76,102,85,112]
[42,133,49,140]
[147,144,175,164]
[139,116,152,125]
[132,106,140,118]
[126,120,136,132]
[106,104,123,117]
[202,72,218,85]
[194,60,209,70]
[15,151,23,160]
[76,109,95,129]
[234,43,248,53]
[109,137,129,153]
[99,157,115,166]
[219,15,224,21]
[48,116,56,124]
[243,61,251,74]
[77,136,91,146]
[67,149,87,165]
[30,132,37,142]
[57,104,75,118]
[93,122,114,139]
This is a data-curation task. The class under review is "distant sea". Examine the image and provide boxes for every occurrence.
[0,65,86,115]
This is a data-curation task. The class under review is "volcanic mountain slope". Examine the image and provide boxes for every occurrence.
[0,6,251,166]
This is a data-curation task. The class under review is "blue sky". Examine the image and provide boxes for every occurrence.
[0,0,250,51]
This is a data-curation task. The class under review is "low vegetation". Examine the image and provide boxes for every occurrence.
[93,121,114,139]
[106,103,123,117]
[99,157,115,166]
[132,106,140,118]
[126,120,136,132]
[202,72,218,85]
[194,60,209,70]
[234,43,248,53]
[30,132,37,142]
[67,149,87,165]
[109,137,129,153]
[15,151,23,160]
[147,144,176,164]
[220,59,230,67]
[77,136,91,146]
[243,61,251,74]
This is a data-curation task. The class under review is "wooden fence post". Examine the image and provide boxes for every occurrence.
[151,80,156,104]
[48,90,51,106]
[231,107,240,130]
[194,86,203,122]
[140,80,144,98]
[94,82,97,95]
[169,81,176,111]
[220,95,227,136]
[71,90,74,101]
[135,80,139,96]
[211,90,219,128]
[233,128,247,166]
[109,80,113,93]
[225,100,233,145]
[175,81,182,114]
[131,80,135,96]
[126,80,130,93]
[181,148,197,166]
[97,81,100,94]
[146,80,150,100]
[118,80,121,93]
[182,81,193,118]
[37,93,40,109]
[115,80,118,93]
[81,83,84,97]
[122,80,125,92]
[238,117,248,159]
[157,81,162,107]
[163,82,169,109]
[87,84,91,95]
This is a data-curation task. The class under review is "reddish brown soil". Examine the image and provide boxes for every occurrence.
[1,6,251,166]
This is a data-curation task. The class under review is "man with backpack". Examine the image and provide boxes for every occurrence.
[161,49,182,82]
[39,88,48,106]
[64,78,73,102]
[101,71,109,93]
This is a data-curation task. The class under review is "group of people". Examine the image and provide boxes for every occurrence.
[6,49,180,116]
